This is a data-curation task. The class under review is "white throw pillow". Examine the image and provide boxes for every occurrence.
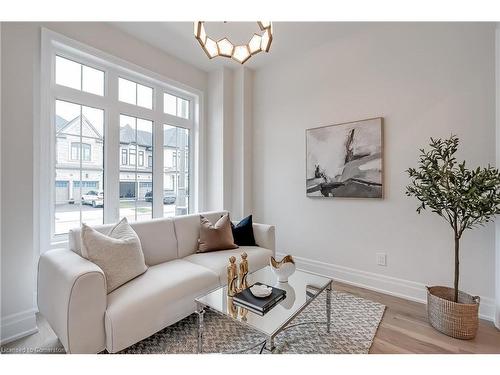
[81,218,148,293]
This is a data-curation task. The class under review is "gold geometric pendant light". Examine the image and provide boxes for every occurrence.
[194,21,273,64]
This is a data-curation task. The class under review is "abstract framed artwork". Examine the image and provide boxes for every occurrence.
[306,117,383,198]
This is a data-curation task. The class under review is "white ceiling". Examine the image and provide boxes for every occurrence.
[109,22,350,72]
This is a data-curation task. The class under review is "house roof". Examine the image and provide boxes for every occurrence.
[56,115,187,148]
[56,114,102,139]
[120,124,187,148]
[55,115,68,132]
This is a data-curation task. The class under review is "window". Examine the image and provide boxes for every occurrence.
[138,151,144,167]
[121,148,128,165]
[54,99,104,235]
[118,77,153,109]
[163,93,189,119]
[43,31,198,247]
[71,142,91,161]
[129,149,136,166]
[55,56,104,96]
[120,115,153,222]
[163,125,189,217]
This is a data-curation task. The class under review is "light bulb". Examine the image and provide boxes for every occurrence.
[232,45,251,64]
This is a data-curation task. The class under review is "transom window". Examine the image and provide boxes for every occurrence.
[42,30,199,248]
[55,56,104,96]
[164,93,189,119]
[118,77,153,109]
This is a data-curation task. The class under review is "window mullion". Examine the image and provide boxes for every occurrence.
[104,70,120,224]
[152,98,164,218]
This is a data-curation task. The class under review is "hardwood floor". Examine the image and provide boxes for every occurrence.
[334,282,500,354]
[2,282,499,354]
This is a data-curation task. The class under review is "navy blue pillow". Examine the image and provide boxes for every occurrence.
[231,215,257,246]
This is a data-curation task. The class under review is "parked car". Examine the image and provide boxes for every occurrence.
[81,191,104,208]
[163,191,176,205]
[144,191,177,205]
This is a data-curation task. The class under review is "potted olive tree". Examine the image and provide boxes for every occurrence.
[406,135,500,339]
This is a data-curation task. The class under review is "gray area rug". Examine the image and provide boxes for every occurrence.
[120,291,386,354]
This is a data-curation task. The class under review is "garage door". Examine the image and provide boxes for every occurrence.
[55,181,69,204]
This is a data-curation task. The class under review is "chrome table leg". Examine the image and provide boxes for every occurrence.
[265,336,275,352]
[326,281,332,333]
[196,303,205,354]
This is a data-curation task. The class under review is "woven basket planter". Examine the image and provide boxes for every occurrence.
[426,286,480,340]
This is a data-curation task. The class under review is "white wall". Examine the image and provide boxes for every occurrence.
[252,23,497,319]
[205,68,226,211]
[495,25,500,330]
[205,66,253,220]
[0,22,208,344]
[232,67,253,219]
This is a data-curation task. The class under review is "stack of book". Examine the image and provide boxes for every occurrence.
[233,283,286,316]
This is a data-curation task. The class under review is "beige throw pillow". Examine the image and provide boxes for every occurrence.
[197,214,239,253]
[81,218,148,293]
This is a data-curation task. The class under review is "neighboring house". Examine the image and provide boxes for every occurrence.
[55,114,104,204]
[55,115,189,206]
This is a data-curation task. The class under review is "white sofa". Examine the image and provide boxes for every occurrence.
[37,211,275,353]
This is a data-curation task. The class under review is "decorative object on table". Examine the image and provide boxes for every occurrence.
[406,135,500,340]
[275,281,296,310]
[227,296,238,319]
[306,117,383,198]
[193,22,273,64]
[233,282,286,316]
[231,215,257,246]
[227,256,239,297]
[270,255,296,282]
[250,284,273,298]
[239,252,249,290]
[238,306,249,322]
[198,214,238,253]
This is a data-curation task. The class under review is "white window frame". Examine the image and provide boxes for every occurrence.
[39,28,203,251]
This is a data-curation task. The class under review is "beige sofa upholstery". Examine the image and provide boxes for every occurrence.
[37,211,275,353]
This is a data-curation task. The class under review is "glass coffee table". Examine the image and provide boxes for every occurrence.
[195,266,333,353]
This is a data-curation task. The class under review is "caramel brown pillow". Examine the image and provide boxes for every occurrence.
[197,214,239,253]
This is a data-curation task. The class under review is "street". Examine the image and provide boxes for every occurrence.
[55,201,176,234]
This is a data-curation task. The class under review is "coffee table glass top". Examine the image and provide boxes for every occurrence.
[195,266,332,337]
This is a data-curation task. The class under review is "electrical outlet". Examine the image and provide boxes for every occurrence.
[376,252,387,266]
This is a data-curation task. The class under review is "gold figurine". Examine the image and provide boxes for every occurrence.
[227,297,238,318]
[239,252,249,290]
[239,306,249,322]
[227,256,239,296]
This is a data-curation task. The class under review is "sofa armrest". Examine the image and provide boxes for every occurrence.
[37,249,107,353]
[253,223,276,253]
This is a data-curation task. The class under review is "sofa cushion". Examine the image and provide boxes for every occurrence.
[183,246,273,284]
[173,211,228,258]
[81,218,148,293]
[231,215,257,246]
[69,217,178,267]
[104,259,219,353]
[198,214,238,253]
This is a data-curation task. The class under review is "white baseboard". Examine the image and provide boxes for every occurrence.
[277,252,495,322]
[1,309,38,345]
